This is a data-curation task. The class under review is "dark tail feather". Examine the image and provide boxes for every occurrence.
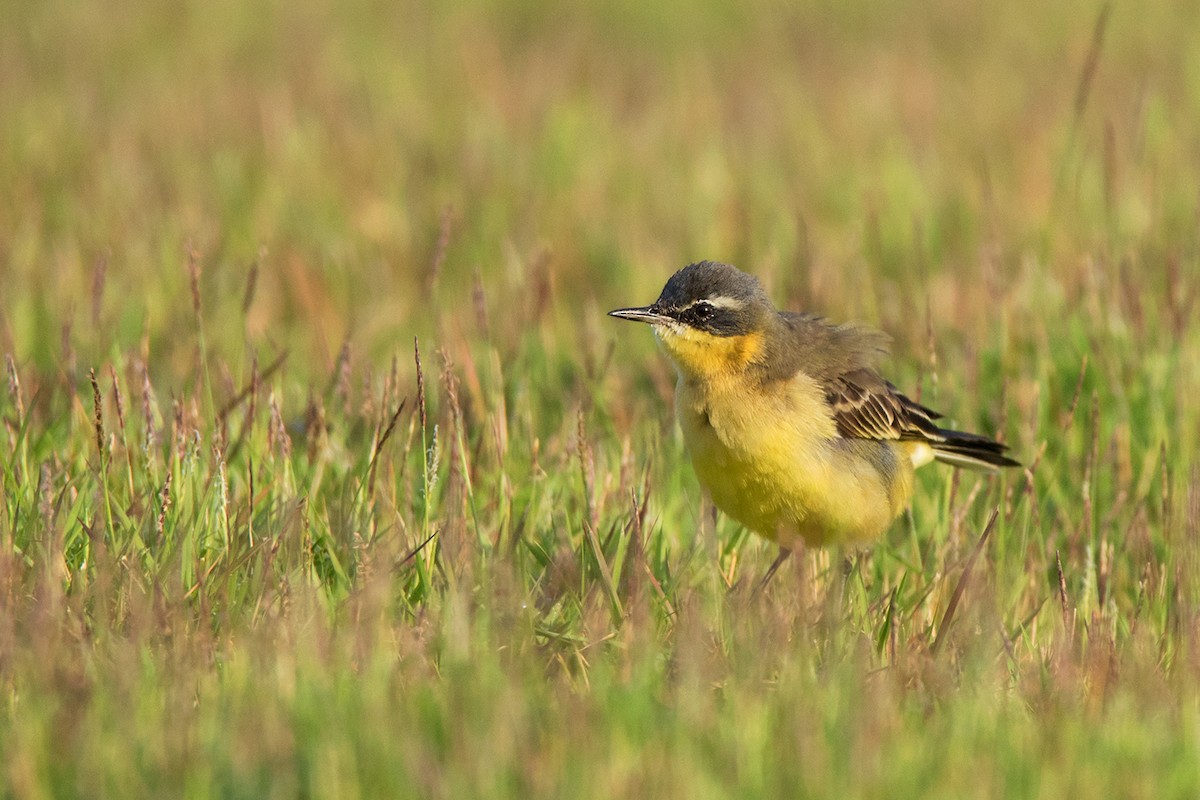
[932,428,1021,472]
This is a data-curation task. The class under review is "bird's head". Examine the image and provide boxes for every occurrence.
[609,261,775,379]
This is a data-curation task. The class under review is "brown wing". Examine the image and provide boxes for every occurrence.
[771,312,1001,456]
[825,368,943,442]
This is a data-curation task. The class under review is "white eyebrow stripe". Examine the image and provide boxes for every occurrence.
[701,296,744,310]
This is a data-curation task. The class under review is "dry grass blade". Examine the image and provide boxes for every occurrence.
[330,339,352,414]
[1073,1,1112,122]
[1060,354,1088,433]
[577,407,597,533]
[1056,549,1073,633]
[91,254,108,327]
[394,529,439,572]
[247,451,255,546]
[1051,0,1112,215]
[415,337,427,434]
[932,507,1000,655]
[218,350,288,421]
[426,205,454,294]
[5,353,23,425]
[367,398,409,501]
[186,243,202,317]
[109,364,135,496]
[243,246,264,316]
[89,368,106,462]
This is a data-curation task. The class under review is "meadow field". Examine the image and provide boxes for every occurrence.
[2,0,1200,796]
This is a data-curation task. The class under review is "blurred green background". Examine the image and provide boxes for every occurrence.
[6,0,1198,372]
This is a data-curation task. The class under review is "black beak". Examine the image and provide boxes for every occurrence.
[608,305,673,325]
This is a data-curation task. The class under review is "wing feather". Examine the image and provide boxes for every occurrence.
[770,312,1016,467]
[825,368,942,443]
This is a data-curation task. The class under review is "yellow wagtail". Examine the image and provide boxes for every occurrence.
[610,261,1018,577]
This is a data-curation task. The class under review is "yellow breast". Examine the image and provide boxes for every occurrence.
[673,363,914,548]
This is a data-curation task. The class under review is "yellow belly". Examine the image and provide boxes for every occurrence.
[677,374,915,547]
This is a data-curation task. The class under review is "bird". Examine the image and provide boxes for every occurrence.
[609,260,1018,582]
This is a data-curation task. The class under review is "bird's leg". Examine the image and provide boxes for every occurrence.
[756,547,793,594]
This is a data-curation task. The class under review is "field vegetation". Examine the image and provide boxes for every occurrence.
[2,0,1200,796]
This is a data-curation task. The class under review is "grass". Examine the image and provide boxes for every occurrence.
[2,0,1200,796]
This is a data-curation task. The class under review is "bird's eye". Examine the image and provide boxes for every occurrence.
[693,302,715,320]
